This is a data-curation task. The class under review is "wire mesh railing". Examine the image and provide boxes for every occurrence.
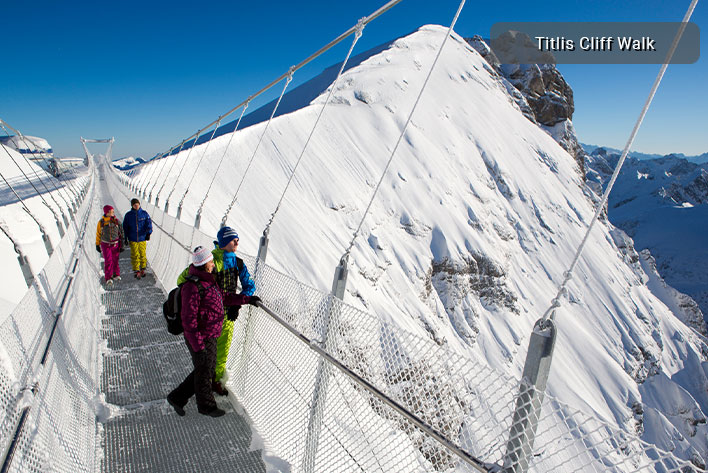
[106,155,705,472]
[0,163,102,473]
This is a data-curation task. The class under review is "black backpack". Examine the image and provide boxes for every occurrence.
[163,275,204,335]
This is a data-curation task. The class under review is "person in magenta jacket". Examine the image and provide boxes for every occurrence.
[167,246,260,417]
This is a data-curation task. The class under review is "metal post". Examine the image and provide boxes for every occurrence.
[55,217,65,238]
[41,230,53,257]
[194,210,202,230]
[302,258,348,472]
[17,250,34,287]
[503,318,557,473]
[254,231,269,275]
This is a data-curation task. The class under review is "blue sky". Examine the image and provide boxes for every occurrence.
[2,0,705,158]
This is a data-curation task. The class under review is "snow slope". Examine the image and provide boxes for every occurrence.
[94,25,708,466]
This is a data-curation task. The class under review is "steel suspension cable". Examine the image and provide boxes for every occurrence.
[196,101,250,221]
[177,118,222,211]
[263,19,365,238]
[11,135,71,213]
[153,139,188,202]
[144,0,406,185]
[339,0,466,265]
[0,167,52,238]
[164,129,206,208]
[221,70,295,227]
[0,139,61,223]
[540,0,699,324]
[0,119,76,208]
[142,151,170,197]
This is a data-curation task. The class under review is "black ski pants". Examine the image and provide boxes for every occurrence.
[169,337,218,412]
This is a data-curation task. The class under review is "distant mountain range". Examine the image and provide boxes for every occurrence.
[582,143,708,164]
[585,146,708,323]
[112,156,146,170]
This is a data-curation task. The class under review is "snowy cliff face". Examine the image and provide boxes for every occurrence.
[465,35,587,178]
[135,26,708,466]
[587,148,708,328]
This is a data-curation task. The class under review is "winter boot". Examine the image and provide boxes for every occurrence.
[134,270,141,279]
[167,395,186,417]
[198,406,225,417]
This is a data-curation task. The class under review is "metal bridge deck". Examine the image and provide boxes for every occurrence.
[99,242,266,472]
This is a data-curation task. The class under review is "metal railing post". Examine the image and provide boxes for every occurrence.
[503,318,557,473]
[302,258,348,472]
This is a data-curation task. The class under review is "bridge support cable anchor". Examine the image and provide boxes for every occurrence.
[503,318,557,473]
[0,224,34,287]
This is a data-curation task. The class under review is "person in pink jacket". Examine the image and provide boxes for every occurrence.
[167,246,260,417]
[95,205,124,285]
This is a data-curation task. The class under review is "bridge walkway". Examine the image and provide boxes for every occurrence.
[97,203,266,472]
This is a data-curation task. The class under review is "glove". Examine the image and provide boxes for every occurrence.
[96,245,101,253]
[124,238,129,246]
[146,234,151,241]
[226,305,240,321]
[247,295,261,306]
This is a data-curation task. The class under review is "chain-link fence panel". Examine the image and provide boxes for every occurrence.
[110,160,704,473]
[0,168,102,473]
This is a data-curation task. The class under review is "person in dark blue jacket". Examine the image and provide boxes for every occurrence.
[123,198,153,279]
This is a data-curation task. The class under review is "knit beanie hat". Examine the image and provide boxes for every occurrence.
[192,246,213,266]
[216,226,239,248]
[131,198,140,206]
[103,205,113,215]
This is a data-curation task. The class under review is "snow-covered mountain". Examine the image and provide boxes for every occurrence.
[112,156,146,170]
[0,134,53,158]
[123,25,708,466]
[586,147,708,327]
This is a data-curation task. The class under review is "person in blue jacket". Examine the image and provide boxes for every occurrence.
[176,226,255,395]
[123,198,153,279]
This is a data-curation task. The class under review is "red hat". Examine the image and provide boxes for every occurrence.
[103,205,114,214]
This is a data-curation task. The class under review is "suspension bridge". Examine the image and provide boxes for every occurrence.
[0,0,703,471]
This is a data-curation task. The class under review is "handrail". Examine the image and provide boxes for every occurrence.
[252,300,491,473]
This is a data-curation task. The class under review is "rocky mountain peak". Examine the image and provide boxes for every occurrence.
[466,35,587,177]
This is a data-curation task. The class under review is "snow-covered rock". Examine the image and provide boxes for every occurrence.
[466,35,587,177]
